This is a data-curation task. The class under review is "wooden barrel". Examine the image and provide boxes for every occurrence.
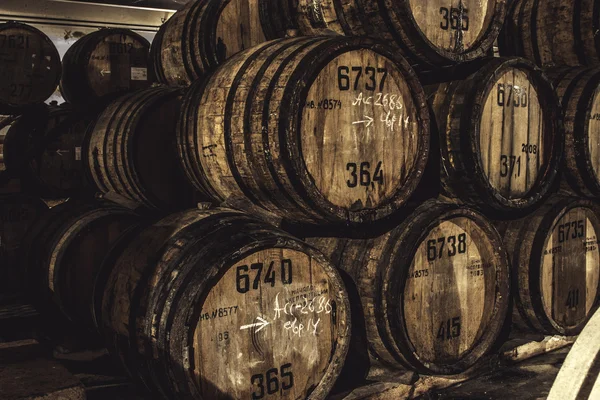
[502,196,600,335]
[23,201,140,329]
[100,207,350,399]
[426,57,562,215]
[307,200,510,374]
[499,0,600,67]
[547,67,600,197]
[0,195,48,294]
[85,86,196,211]
[1,105,96,198]
[260,0,506,66]
[60,29,152,109]
[150,0,267,86]
[178,36,430,226]
[0,22,61,114]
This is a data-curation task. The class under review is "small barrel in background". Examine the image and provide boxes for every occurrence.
[0,195,48,295]
[502,196,600,336]
[1,104,96,198]
[60,28,152,109]
[426,57,563,216]
[547,67,600,197]
[85,86,197,212]
[150,0,267,86]
[499,0,600,67]
[0,22,61,114]
[178,36,430,226]
[260,0,507,67]
[100,207,350,400]
[308,200,510,374]
[21,201,140,330]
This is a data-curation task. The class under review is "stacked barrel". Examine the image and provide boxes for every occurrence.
[498,0,600,337]
[0,22,157,306]
[1,0,599,399]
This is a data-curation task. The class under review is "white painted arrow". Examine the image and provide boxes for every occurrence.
[352,115,374,127]
[56,149,70,157]
[100,69,111,76]
[240,316,270,333]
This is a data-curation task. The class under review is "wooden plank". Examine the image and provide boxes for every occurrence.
[548,309,600,400]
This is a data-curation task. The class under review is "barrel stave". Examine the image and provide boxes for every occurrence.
[500,0,600,67]
[87,89,155,198]
[229,38,320,216]
[86,86,196,211]
[548,67,600,197]
[152,0,268,86]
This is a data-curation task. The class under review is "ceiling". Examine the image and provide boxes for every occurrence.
[68,0,191,10]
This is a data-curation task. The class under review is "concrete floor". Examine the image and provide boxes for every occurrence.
[420,346,570,400]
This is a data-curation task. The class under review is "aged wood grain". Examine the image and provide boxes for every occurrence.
[0,22,61,114]
[308,200,510,374]
[301,49,419,210]
[152,0,267,86]
[178,37,429,226]
[404,217,497,366]
[407,0,492,53]
[479,68,544,199]
[503,196,600,335]
[216,0,266,59]
[261,0,506,66]
[195,248,340,399]
[499,0,600,67]
[427,57,561,215]
[85,86,196,211]
[101,208,350,399]
[547,67,600,197]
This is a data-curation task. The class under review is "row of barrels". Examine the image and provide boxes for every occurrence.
[0,22,153,114]
[2,0,597,111]
[1,193,597,398]
[151,0,600,85]
[4,37,600,227]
